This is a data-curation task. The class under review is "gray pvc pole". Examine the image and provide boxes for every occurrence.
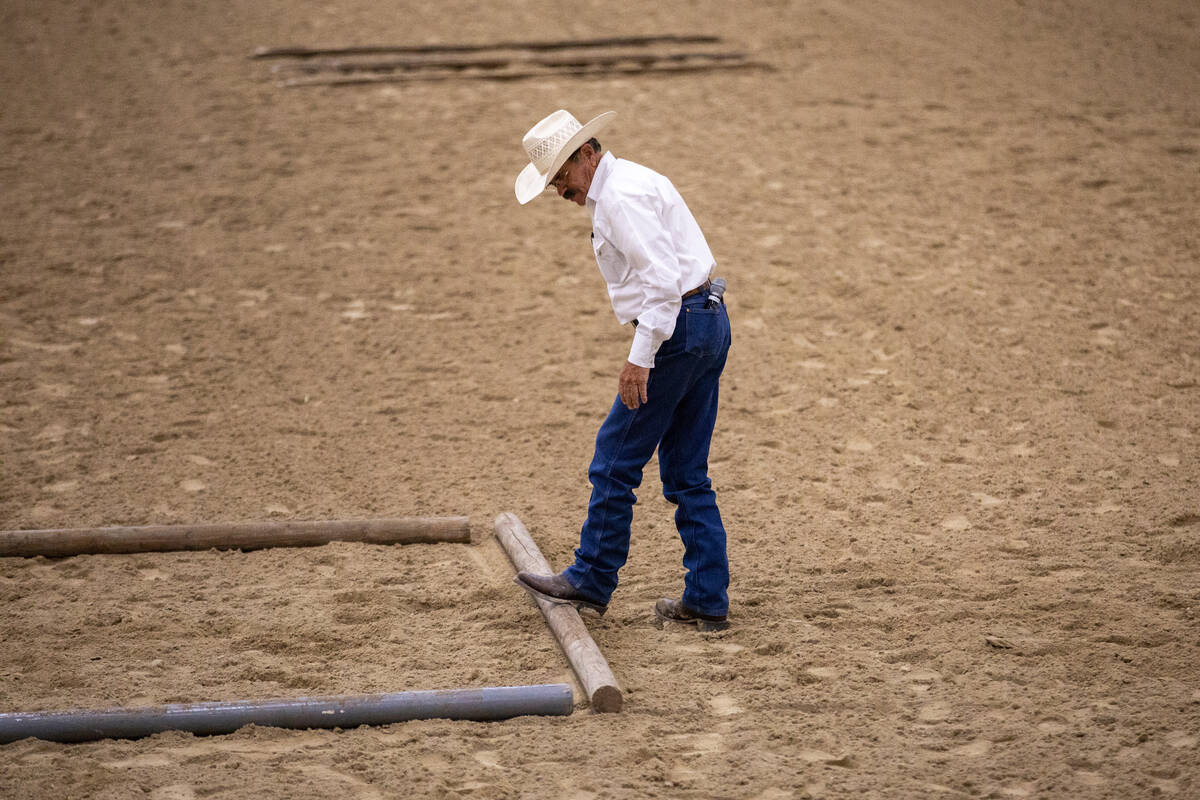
[0,684,573,744]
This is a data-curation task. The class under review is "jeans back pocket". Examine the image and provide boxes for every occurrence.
[683,306,726,358]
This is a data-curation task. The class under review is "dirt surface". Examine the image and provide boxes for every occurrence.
[2,1,1198,797]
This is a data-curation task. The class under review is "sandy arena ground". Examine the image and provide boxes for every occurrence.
[2,1,1198,797]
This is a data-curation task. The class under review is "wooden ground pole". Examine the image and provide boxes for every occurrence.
[493,512,622,713]
[0,517,471,558]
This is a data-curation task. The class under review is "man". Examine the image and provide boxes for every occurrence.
[512,109,733,632]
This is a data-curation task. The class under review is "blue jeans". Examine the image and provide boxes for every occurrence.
[564,292,732,617]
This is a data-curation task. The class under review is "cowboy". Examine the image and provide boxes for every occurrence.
[512,109,733,632]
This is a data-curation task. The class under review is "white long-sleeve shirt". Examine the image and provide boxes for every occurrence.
[585,152,716,368]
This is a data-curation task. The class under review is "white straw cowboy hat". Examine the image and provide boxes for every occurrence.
[514,109,616,204]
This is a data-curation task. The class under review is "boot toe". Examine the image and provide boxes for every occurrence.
[515,571,608,615]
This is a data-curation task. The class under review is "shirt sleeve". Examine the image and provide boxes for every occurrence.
[603,195,685,369]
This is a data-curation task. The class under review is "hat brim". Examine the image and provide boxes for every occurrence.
[515,111,616,205]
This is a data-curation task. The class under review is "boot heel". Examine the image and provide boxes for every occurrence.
[654,597,729,631]
[697,619,730,632]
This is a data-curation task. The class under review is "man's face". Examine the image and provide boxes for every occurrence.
[549,145,597,206]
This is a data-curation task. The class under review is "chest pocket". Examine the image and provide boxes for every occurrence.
[592,233,630,285]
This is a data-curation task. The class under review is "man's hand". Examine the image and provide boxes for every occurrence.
[619,361,651,410]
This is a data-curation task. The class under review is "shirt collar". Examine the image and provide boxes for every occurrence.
[586,151,616,216]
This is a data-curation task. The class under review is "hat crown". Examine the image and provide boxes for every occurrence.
[522,110,583,173]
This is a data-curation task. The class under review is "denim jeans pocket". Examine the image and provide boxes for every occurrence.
[683,307,723,357]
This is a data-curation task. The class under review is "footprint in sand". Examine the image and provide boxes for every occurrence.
[898,667,942,694]
[418,752,451,770]
[667,731,723,756]
[710,694,743,716]
[287,764,386,799]
[1165,730,1198,749]
[952,739,991,757]
[1075,771,1107,787]
[37,423,70,442]
[971,492,1004,506]
[341,300,369,320]
[875,473,903,491]
[1037,718,1068,734]
[666,763,702,786]
[917,700,951,722]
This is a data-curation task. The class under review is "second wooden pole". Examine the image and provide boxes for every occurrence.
[494,512,622,713]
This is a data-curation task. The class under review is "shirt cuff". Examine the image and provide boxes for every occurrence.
[628,325,658,368]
